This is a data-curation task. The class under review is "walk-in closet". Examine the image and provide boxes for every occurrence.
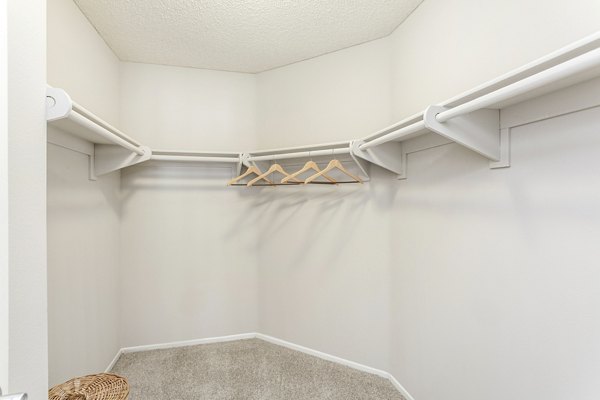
[2,1,600,399]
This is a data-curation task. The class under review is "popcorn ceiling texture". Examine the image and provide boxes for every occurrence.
[73,0,423,73]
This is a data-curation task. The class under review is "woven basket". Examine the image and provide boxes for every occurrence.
[49,373,129,400]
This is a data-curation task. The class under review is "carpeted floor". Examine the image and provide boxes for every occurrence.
[111,338,405,400]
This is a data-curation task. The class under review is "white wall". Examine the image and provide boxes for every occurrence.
[252,38,395,373]
[256,175,395,371]
[118,163,259,347]
[117,61,261,348]
[6,0,47,398]
[42,1,600,400]
[47,0,120,125]
[46,0,121,386]
[390,0,600,119]
[46,144,121,386]
[120,62,257,151]
[389,104,600,400]
[249,1,600,398]
[0,0,9,392]
[256,37,392,148]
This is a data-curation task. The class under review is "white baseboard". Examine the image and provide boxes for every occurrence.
[105,332,414,400]
[105,348,122,373]
[255,333,389,378]
[388,373,415,400]
[120,332,256,353]
[103,333,255,373]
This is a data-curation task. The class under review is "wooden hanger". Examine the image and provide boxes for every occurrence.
[247,163,302,187]
[304,159,363,184]
[227,165,272,185]
[281,160,337,184]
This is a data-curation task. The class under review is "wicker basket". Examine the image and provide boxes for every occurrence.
[48,373,129,400]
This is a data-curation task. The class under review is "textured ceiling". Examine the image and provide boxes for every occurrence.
[73,0,423,73]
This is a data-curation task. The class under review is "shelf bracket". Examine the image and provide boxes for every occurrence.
[489,128,510,169]
[351,139,404,177]
[93,144,152,177]
[424,105,503,167]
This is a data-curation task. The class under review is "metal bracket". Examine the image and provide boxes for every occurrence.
[351,139,403,177]
[424,105,502,164]
[93,144,152,177]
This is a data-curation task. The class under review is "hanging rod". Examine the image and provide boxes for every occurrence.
[359,46,600,151]
[46,87,146,156]
[151,155,240,163]
[68,111,144,155]
[437,46,600,122]
[150,150,241,163]
[247,147,350,162]
[359,121,425,150]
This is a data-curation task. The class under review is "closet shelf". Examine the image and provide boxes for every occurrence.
[357,31,600,171]
[46,31,600,180]
[46,87,152,178]
[46,87,147,155]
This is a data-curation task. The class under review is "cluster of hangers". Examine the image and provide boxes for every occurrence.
[228,158,363,186]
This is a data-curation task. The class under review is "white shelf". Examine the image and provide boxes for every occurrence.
[46,31,600,180]
[358,31,600,164]
[46,87,145,154]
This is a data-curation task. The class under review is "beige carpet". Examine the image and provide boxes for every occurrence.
[111,338,405,400]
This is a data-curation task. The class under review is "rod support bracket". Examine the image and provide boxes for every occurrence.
[94,145,152,177]
[424,105,502,164]
[351,140,404,177]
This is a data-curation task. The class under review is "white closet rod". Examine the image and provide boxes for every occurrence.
[359,121,425,150]
[359,46,600,151]
[150,155,240,163]
[437,46,600,122]
[47,87,146,156]
[71,101,142,147]
[247,147,350,162]
[68,111,145,156]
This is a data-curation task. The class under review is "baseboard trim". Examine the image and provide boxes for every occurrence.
[103,333,255,373]
[106,332,415,400]
[388,373,415,400]
[105,348,122,373]
[120,333,256,353]
[255,333,388,378]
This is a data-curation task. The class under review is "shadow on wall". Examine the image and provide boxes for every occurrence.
[249,165,398,268]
